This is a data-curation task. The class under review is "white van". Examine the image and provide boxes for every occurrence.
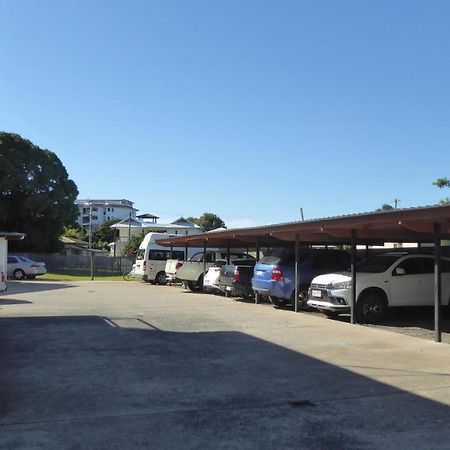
[134,233,191,284]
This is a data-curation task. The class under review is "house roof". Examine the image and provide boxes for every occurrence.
[138,213,160,219]
[155,204,450,248]
[170,217,199,228]
[60,236,89,247]
[0,232,26,240]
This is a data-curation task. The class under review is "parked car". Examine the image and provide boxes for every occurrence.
[165,246,221,285]
[0,271,6,292]
[203,262,226,294]
[174,251,255,292]
[7,256,47,280]
[217,261,257,298]
[307,252,450,323]
[252,248,351,308]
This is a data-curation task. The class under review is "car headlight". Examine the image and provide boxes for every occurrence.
[331,280,352,290]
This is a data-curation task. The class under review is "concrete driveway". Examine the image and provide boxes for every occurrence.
[1,280,450,449]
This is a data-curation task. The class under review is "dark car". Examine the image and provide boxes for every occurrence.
[251,248,351,308]
[217,260,257,298]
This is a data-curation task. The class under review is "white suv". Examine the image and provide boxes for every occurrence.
[307,252,450,323]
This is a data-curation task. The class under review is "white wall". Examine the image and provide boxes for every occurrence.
[0,238,7,280]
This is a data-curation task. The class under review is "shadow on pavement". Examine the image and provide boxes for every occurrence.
[1,281,76,296]
[1,315,450,449]
[0,299,33,305]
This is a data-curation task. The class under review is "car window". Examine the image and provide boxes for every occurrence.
[205,253,215,263]
[260,248,297,265]
[7,256,17,263]
[136,249,145,260]
[357,255,401,273]
[394,257,424,275]
[18,256,33,263]
[442,259,450,273]
[190,252,204,262]
[171,251,185,260]
[420,258,435,274]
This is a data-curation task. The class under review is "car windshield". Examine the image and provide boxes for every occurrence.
[356,254,402,273]
[136,249,145,260]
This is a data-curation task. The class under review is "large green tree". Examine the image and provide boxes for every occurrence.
[0,132,79,252]
[187,212,226,232]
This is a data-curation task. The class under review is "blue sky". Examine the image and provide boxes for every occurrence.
[1,0,449,228]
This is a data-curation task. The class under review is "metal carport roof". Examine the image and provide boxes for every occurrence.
[156,204,450,248]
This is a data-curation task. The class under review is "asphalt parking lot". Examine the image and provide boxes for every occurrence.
[2,280,450,449]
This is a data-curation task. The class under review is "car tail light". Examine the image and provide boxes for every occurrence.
[143,261,147,271]
[271,267,284,282]
[30,264,40,268]
[176,262,183,270]
[232,269,240,282]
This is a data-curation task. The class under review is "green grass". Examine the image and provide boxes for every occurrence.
[39,273,127,282]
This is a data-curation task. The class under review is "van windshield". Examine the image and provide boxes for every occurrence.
[136,249,145,260]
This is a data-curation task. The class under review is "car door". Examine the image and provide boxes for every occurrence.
[7,256,19,277]
[388,256,428,306]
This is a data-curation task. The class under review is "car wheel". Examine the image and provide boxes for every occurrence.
[187,277,203,292]
[356,291,386,324]
[13,269,26,280]
[290,286,309,310]
[269,296,289,307]
[155,271,167,285]
[323,311,339,319]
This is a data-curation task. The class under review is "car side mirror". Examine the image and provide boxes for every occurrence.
[394,267,406,276]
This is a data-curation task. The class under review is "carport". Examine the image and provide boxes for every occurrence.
[157,205,450,342]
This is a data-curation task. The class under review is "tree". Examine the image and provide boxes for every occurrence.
[122,231,146,257]
[433,177,450,189]
[433,177,450,205]
[62,225,88,241]
[0,132,79,252]
[92,219,120,250]
[376,204,394,212]
[187,212,226,232]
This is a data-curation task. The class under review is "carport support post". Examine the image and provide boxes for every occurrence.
[90,250,94,281]
[203,240,207,289]
[255,238,260,304]
[185,244,188,261]
[350,229,357,324]
[294,234,300,313]
[226,240,231,298]
[434,222,442,343]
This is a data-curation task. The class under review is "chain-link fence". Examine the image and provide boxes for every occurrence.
[16,254,135,275]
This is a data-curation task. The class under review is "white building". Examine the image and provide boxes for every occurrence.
[76,199,138,231]
[110,216,202,256]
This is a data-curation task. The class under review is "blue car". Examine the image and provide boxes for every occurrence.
[251,248,351,308]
